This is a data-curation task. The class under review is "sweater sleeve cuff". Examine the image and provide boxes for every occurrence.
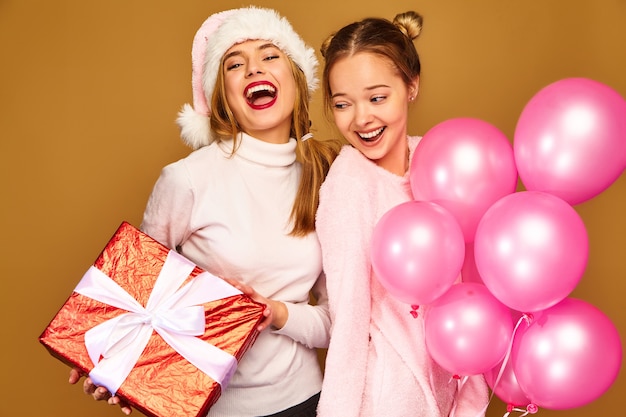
[271,302,330,349]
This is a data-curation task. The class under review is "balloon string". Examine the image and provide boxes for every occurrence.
[469,313,534,417]
[447,375,467,417]
[492,313,533,395]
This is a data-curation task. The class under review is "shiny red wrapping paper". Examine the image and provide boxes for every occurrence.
[39,221,265,417]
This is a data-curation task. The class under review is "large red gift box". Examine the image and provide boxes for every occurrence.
[39,221,265,417]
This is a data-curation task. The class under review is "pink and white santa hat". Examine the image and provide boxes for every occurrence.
[176,6,319,149]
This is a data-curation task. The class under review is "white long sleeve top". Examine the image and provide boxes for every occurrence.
[141,133,330,416]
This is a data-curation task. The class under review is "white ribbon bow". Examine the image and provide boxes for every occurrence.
[74,250,242,395]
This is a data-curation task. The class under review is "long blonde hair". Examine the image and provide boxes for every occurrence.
[210,52,341,236]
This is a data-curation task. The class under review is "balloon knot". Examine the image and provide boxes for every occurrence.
[527,404,538,414]
[409,305,420,318]
[506,404,515,412]
[523,313,534,323]
[452,374,460,380]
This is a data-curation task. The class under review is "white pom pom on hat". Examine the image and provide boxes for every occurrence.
[176,7,319,149]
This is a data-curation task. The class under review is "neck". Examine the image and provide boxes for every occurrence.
[244,123,292,144]
[378,137,409,176]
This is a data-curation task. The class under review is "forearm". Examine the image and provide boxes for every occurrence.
[273,300,331,349]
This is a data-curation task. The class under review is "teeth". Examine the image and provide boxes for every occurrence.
[246,84,276,98]
[359,127,384,139]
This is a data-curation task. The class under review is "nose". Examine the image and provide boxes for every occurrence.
[354,104,374,128]
[246,58,265,77]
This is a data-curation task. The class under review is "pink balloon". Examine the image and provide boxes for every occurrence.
[424,283,514,376]
[474,191,588,312]
[411,117,518,242]
[485,358,532,408]
[371,201,464,305]
[512,298,622,410]
[514,77,626,205]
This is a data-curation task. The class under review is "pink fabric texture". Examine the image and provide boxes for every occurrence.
[190,10,235,116]
[316,136,489,417]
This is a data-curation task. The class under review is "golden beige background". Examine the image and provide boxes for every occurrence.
[1,0,624,416]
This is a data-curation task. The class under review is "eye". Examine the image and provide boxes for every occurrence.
[226,62,242,70]
[262,46,282,61]
[333,101,349,110]
[225,58,245,71]
[371,95,386,103]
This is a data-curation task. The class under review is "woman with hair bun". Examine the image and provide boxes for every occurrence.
[316,11,489,417]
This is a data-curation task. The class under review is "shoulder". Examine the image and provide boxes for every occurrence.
[177,143,221,168]
[161,143,222,182]
[407,135,423,166]
[326,144,376,179]
[319,145,375,214]
[322,146,367,193]
[408,135,422,152]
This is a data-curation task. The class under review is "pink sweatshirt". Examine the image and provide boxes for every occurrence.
[316,136,489,417]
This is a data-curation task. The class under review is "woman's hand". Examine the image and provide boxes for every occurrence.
[69,367,132,415]
[221,277,288,331]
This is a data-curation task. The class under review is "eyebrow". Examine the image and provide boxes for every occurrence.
[223,42,278,62]
[331,84,391,99]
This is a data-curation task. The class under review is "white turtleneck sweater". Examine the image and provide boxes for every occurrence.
[141,133,330,416]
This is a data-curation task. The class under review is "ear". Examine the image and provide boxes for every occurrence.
[408,76,420,101]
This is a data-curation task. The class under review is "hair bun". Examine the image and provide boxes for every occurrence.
[393,11,423,40]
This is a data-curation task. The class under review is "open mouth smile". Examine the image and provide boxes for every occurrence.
[358,127,385,142]
[245,81,277,110]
